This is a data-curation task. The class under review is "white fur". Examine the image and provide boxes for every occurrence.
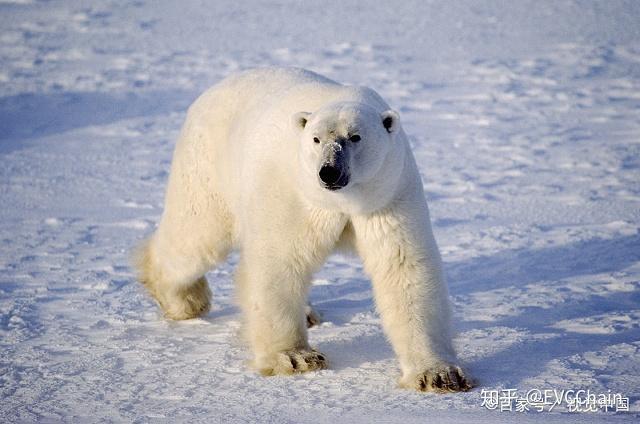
[136,67,472,392]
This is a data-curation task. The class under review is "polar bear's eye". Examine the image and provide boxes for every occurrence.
[349,134,361,143]
[313,137,320,144]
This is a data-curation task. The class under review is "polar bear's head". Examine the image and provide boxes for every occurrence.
[292,101,406,213]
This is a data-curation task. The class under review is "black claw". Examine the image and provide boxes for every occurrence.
[289,355,299,370]
[433,373,443,389]
[441,373,454,391]
[416,367,474,393]
[451,378,461,391]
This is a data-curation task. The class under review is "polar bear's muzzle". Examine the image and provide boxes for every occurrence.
[319,164,349,190]
[319,141,350,191]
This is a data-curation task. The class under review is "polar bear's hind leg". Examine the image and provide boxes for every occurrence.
[134,142,234,320]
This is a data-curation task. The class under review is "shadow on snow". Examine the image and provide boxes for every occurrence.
[0,89,197,152]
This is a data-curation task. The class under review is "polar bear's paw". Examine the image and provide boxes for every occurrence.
[259,349,327,376]
[158,277,212,320]
[401,365,473,393]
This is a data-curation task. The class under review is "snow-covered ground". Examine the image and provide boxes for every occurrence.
[1,0,639,422]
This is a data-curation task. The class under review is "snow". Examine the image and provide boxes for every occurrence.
[1,0,639,422]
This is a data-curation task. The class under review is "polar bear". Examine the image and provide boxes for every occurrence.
[135,67,472,392]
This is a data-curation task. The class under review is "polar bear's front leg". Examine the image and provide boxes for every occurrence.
[352,202,473,393]
[236,254,327,376]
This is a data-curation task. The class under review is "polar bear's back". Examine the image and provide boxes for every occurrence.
[191,68,339,122]
[182,68,343,172]
[190,67,388,135]
[218,67,339,100]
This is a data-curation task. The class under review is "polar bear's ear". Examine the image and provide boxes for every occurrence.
[381,110,400,134]
[292,111,312,130]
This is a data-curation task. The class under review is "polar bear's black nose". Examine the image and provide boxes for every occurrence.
[319,165,349,190]
[319,165,341,185]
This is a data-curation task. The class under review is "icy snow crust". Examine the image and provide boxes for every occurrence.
[1,0,639,422]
